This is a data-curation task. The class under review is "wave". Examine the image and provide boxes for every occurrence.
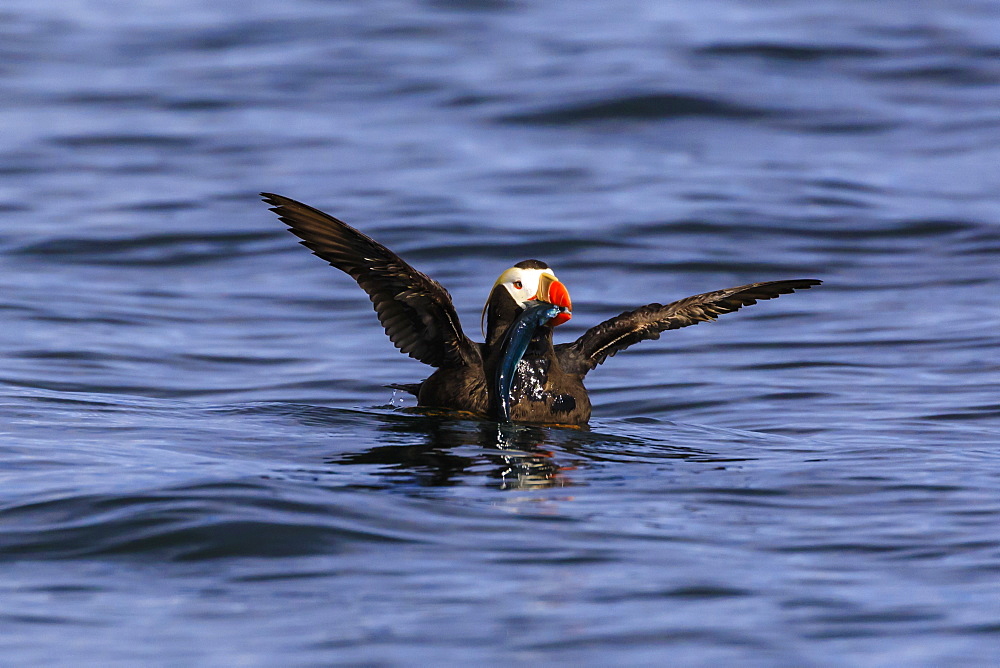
[500,93,773,125]
[0,480,429,561]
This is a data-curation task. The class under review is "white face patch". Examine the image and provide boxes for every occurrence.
[493,266,558,307]
[481,264,568,338]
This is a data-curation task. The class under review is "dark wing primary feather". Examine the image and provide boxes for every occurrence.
[558,279,821,375]
[262,193,478,368]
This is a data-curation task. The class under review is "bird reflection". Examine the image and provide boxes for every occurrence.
[329,410,577,490]
[275,403,711,490]
[488,422,573,490]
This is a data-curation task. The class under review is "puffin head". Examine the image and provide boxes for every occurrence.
[482,260,572,339]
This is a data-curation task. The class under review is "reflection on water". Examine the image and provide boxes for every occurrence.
[490,423,567,490]
[331,412,571,489]
[297,406,716,490]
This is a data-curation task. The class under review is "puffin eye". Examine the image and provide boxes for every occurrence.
[513,280,523,289]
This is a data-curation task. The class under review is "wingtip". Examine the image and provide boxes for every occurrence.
[260,192,285,209]
[783,278,822,290]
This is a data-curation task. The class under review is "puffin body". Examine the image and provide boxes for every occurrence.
[263,193,820,425]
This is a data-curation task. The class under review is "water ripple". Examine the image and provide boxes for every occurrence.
[500,92,774,124]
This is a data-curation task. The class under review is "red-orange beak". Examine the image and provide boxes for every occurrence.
[537,276,572,326]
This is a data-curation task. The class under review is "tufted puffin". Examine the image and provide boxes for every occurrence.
[262,193,821,425]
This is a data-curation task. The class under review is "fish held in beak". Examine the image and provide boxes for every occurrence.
[494,300,570,422]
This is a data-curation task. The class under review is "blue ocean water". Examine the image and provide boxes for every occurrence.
[2,0,1000,665]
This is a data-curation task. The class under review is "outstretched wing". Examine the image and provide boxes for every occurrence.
[263,193,479,368]
[558,279,821,375]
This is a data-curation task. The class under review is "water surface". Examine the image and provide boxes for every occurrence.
[2,0,1000,665]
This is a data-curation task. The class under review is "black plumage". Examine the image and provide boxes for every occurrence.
[263,193,821,425]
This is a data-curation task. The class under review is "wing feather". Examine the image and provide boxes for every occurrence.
[262,193,478,368]
[558,279,821,375]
